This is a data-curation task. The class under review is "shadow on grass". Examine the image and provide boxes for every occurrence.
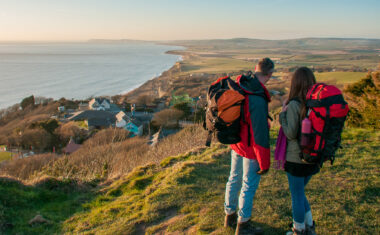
[0,177,96,235]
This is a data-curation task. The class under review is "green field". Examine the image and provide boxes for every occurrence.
[315,72,367,84]
[181,56,253,74]
[0,152,12,163]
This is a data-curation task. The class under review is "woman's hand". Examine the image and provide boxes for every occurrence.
[282,100,288,112]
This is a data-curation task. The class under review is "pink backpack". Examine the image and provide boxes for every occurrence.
[274,127,287,170]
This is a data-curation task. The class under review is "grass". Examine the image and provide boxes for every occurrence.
[0,152,12,163]
[315,72,367,84]
[181,56,253,74]
[0,177,95,234]
[57,127,379,235]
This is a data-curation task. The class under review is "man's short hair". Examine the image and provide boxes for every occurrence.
[257,58,274,76]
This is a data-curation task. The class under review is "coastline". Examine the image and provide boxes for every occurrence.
[0,43,183,110]
[123,48,188,102]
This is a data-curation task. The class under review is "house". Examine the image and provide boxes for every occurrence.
[126,119,144,136]
[89,98,111,111]
[115,111,130,128]
[87,118,115,129]
[63,139,81,154]
[126,113,153,136]
[109,103,122,114]
[69,110,116,129]
[115,111,153,136]
[58,106,65,112]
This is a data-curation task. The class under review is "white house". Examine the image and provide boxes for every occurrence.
[89,98,111,111]
[115,111,130,128]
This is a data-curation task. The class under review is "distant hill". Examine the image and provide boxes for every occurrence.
[165,37,380,51]
[87,39,155,44]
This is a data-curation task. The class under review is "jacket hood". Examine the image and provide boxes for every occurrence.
[237,74,271,102]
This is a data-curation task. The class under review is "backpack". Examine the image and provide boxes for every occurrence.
[301,83,349,166]
[204,76,246,147]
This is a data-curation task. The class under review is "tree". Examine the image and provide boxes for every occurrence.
[55,121,87,144]
[21,128,52,151]
[111,95,123,105]
[152,109,184,127]
[173,102,192,118]
[30,119,59,134]
[20,95,35,110]
[34,96,53,105]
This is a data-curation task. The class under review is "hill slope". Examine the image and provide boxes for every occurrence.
[1,128,378,234]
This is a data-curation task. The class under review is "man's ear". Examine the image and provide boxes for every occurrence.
[254,65,258,72]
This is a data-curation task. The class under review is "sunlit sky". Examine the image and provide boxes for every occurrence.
[0,0,379,41]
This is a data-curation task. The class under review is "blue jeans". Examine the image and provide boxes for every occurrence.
[224,150,261,221]
[286,172,312,224]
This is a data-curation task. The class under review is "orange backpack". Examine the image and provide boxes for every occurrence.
[204,76,245,146]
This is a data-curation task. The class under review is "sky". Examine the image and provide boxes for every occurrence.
[0,0,379,41]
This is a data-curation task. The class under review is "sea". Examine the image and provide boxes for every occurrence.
[0,42,183,109]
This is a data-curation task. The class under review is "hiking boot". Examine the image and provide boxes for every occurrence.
[224,212,238,228]
[286,227,306,235]
[306,221,316,235]
[235,220,263,235]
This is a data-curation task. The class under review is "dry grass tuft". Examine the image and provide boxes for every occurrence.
[0,125,208,182]
[0,153,57,180]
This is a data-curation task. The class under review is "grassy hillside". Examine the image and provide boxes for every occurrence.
[0,177,95,234]
[2,127,377,234]
[62,128,380,235]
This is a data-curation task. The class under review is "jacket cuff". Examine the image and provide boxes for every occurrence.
[254,145,270,170]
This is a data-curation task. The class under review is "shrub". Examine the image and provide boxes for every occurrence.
[0,153,57,180]
[173,102,192,118]
[20,95,35,110]
[152,109,184,127]
[55,121,87,144]
[344,72,380,129]
[21,128,52,151]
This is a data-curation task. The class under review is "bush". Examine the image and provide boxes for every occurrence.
[20,95,35,110]
[84,128,130,147]
[173,102,192,118]
[344,72,380,129]
[21,128,52,151]
[0,153,57,180]
[152,109,184,127]
[55,121,87,144]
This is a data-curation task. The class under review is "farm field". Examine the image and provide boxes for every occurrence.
[0,152,12,163]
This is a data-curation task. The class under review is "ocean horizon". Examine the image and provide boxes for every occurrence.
[0,42,183,109]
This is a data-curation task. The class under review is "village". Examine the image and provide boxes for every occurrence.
[0,93,204,159]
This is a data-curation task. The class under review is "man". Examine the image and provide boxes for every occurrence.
[224,58,274,235]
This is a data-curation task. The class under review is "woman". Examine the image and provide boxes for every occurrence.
[279,67,319,235]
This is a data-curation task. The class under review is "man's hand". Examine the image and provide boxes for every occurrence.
[257,169,269,175]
